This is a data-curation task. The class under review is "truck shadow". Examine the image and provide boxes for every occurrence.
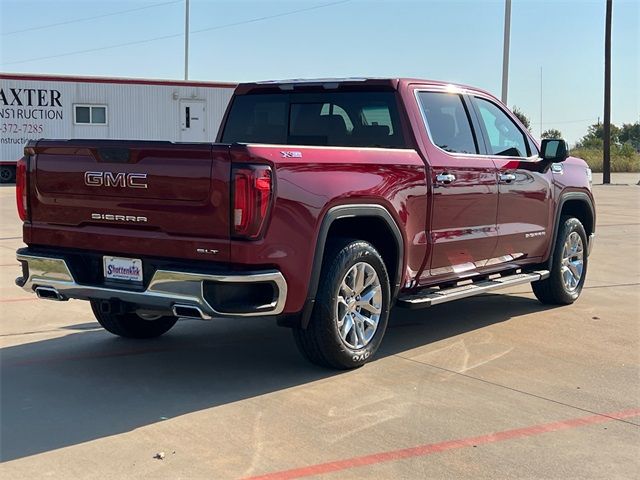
[1,292,554,462]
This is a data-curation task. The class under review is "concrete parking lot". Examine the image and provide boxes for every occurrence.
[1,174,639,479]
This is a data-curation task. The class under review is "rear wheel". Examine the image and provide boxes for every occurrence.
[293,240,391,369]
[532,216,588,305]
[90,300,178,339]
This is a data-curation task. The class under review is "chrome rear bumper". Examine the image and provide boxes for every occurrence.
[16,253,288,318]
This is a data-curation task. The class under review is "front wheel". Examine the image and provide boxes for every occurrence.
[293,240,391,369]
[90,300,178,339]
[532,216,588,305]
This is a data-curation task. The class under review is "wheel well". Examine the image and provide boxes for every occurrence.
[560,199,594,236]
[325,216,400,293]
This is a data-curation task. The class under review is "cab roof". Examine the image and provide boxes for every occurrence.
[235,78,491,97]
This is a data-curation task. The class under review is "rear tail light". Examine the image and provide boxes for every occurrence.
[232,165,273,239]
[16,156,28,221]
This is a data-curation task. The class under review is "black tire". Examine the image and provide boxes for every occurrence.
[0,166,16,184]
[532,216,588,305]
[293,240,391,369]
[90,300,178,339]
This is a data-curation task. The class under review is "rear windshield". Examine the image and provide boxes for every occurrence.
[221,91,407,148]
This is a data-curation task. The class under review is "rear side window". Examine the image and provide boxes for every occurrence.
[474,97,529,157]
[417,92,478,154]
[221,92,406,148]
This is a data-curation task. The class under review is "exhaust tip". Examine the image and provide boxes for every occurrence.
[172,304,205,319]
[35,286,65,301]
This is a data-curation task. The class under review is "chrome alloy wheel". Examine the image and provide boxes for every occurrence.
[561,231,584,291]
[335,262,382,349]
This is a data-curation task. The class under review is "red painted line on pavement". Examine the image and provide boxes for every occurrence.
[243,408,640,480]
[0,297,37,303]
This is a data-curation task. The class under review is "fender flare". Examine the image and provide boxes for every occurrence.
[299,204,404,329]
[546,191,595,269]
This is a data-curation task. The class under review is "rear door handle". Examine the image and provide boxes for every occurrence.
[436,173,456,184]
[499,173,516,183]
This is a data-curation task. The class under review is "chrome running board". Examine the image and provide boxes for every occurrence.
[397,270,550,309]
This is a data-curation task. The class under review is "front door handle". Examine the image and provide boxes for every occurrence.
[436,173,456,184]
[499,173,517,183]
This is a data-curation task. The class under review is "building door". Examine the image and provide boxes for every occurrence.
[180,100,207,142]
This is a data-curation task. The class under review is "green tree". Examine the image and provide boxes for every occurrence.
[541,128,563,139]
[577,122,620,148]
[619,122,640,150]
[511,106,531,131]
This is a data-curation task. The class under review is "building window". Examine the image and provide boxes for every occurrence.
[74,105,107,125]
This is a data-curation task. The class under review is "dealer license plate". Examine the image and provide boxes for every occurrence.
[103,256,143,282]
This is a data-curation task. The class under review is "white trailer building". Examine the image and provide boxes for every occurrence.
[0,73,237,182]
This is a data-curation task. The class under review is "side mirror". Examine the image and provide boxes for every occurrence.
[540,138,569,162]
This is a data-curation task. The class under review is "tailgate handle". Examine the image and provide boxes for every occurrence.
[97,148,130,163]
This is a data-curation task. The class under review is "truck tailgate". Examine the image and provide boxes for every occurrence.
[27,140,231,260]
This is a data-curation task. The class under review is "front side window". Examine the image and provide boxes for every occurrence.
[417,91,478,154]
[221,91,406,148]
[474,98,528,157]
[74,105,107,125]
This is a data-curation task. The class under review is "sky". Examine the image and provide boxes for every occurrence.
[1,0,638,144]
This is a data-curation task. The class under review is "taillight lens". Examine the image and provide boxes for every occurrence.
[232,165,273,239]
[16,156,28,221]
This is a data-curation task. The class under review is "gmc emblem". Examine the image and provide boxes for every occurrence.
[84,171,148,189]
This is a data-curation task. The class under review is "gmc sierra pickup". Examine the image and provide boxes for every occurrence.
[15,78,595,369]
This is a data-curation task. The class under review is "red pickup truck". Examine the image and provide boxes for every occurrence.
[15,78,595,369]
